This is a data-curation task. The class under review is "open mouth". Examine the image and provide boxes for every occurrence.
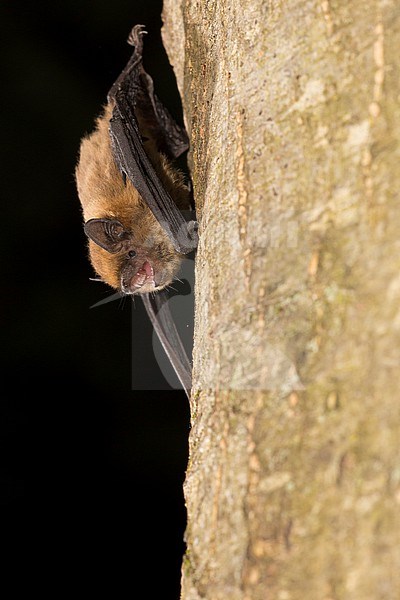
[128,260,155,292]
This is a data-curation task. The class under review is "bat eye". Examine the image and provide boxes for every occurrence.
[128,250,137,258]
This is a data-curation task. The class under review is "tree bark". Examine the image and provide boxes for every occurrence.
[162,1,400,598]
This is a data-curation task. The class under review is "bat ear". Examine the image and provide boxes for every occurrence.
[84,218,128,253]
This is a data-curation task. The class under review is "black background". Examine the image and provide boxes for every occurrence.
[2,1,190,596]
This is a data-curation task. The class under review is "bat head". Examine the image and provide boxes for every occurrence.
[84,217,182,295]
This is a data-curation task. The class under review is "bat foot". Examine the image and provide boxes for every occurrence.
[127,24,148,48]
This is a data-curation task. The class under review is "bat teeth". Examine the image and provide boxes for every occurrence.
[129,260,155,291]
[142,260,154,278]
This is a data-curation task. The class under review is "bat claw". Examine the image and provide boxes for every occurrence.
[187,220,199,243]
[127,24,148,47]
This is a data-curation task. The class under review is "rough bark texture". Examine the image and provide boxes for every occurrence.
[162,1,400,599]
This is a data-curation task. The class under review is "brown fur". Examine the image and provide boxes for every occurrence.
[75,103,190,291]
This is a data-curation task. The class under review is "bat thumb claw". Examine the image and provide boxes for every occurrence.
[187,220,199,241]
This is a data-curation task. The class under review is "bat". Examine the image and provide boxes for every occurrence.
[75,25,198,396]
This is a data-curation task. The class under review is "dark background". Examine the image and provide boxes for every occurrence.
[1,1,191,596]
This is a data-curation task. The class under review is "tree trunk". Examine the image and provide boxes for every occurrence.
[162,1,400,598]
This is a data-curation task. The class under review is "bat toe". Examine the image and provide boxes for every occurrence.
[127,24,147,47]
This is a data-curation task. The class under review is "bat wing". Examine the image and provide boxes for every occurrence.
[141,290,192,398]
[108,24,197,255]
[108,25,196,396]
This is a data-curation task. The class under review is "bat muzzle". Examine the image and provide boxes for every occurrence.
[121,260,156,294]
